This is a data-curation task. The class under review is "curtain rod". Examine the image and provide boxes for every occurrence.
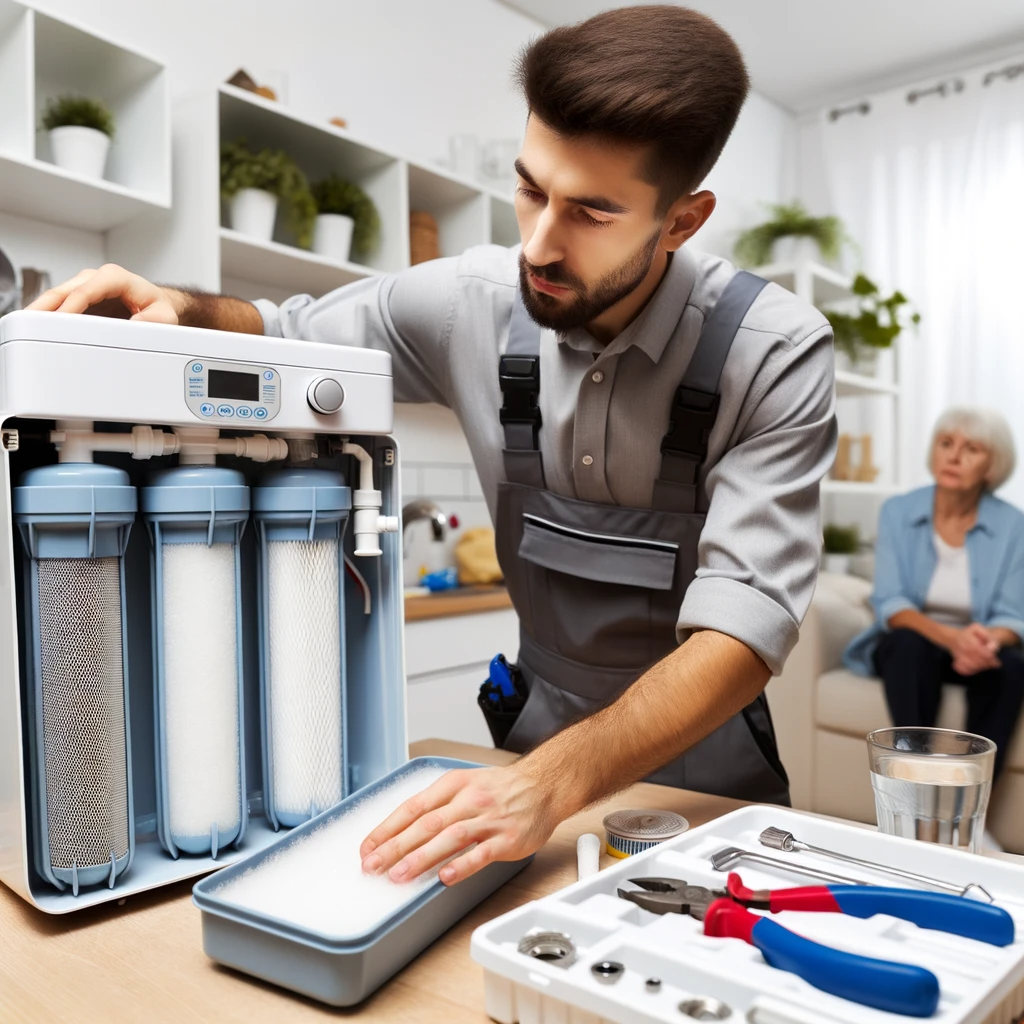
[907,77,964,104]
[828,57,1024,121]
[983,60,1024,86]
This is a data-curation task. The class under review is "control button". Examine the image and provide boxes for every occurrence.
[307,376,346,415]
[199,403,215,417]
[192,362,203,373]
[591,370,604,383]
[217,404,234,418]
[581,455,594,466]
[263,370,274,380]
[253,406,269,420]
[236,406,253,419]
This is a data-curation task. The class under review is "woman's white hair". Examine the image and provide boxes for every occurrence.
[929,406,1016,491]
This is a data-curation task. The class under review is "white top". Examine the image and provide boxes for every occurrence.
[924,532,972,626]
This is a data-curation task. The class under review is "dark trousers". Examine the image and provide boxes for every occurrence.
[874,628,1024,779]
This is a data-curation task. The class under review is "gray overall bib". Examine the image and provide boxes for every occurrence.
[494,270,791,804]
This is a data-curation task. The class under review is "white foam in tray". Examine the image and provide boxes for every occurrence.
[471,806,1024,1024]
[213,764,448,939]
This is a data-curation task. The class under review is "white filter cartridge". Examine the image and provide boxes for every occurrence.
[161,542,241,844]
[143,465,250,858]
[267,538,343,819]
[254,468,351,829]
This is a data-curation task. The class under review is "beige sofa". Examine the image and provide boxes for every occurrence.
[766,572,1024,852]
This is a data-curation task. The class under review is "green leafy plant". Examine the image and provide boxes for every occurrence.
[826,273,921,363]
[734,201,847,268]
[310,174,381,258]
[823,524,860,555]
[220,138,317,248]
[41,95,116,138]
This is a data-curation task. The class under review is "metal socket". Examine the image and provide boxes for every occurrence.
[678,996,732,1019]
[591,960,625,984]
[517,931,576,968]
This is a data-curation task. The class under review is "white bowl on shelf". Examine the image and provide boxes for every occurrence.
[230,188,278,243]
[313,213,355,263]
[48,125,111,180]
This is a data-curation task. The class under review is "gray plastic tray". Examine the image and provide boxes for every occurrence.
[192,756,532,1006]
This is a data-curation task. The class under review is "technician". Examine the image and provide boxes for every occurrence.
[29,8,837,887]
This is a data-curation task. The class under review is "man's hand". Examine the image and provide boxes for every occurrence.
[26,264,182,323]
[950,623,1000,676]
[359,764,561,886]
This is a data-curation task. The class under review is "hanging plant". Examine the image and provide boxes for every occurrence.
[826,273,921,362]
[311,174,381,258]
[220,138,317,248]
[734,201,848,268]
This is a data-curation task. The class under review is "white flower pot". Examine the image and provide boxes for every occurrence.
[230,188,278,242]
[313,213,355,263]
[823,553,852,575]
[772,235,821,267]
[49,125,111,180]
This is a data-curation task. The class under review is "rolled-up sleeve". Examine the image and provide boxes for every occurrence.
[677,323,837,674]
[253,256,461,405]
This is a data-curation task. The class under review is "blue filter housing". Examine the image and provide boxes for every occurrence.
[253,469,351,829]
[142,466,249,858]
[13,464,137,896]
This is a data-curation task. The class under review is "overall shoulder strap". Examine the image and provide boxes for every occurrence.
[499,288,547,488]
[652,270,769,513]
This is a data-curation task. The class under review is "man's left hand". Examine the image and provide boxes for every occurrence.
[359,764,561,885]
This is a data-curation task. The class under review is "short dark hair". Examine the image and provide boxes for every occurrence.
[515,6,749,212]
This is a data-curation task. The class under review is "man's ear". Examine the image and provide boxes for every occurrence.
[661,190,717,251]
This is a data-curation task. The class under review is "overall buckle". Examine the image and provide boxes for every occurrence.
[499,354,542,438]
[660,386,720,479]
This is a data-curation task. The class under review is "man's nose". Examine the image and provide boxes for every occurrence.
[522,206,565,268]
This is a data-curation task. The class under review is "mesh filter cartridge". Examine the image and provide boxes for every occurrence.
[14,464,136,896]
[143,467,249,858]
[254,469,351,829]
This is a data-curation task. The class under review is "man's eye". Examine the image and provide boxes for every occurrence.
[516,186,543,202]
[581,210,612,228]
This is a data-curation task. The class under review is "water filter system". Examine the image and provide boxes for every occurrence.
[0,311,408,913]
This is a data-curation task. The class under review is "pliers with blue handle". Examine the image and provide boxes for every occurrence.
[618,874,1012,1017]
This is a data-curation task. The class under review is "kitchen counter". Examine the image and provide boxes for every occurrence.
[0,739,744,1024]
[404,584,512,622]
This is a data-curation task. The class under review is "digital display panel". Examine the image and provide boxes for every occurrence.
[208,368,259,401]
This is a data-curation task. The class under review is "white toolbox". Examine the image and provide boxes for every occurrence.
[471,806,1024,1024]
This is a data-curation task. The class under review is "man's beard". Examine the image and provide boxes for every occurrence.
[518,229,662,333]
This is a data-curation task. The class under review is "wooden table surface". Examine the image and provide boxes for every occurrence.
[0,739,744,1024]
[404,585,513,622]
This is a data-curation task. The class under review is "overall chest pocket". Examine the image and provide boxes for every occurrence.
[517,514,680,668]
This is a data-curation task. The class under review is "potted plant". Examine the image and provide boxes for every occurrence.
[220,139,316,247]
[41,95,115,180]
[826,273,921,374]
[310,174,381,263]
[822,523,859,575]
[734,201,848,268]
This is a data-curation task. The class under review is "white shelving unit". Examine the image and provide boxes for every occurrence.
[0,0,170,232]
[757,260,903,508]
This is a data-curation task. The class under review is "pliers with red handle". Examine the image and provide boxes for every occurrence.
[723,872,1015,947]
[618,875,1014,1018]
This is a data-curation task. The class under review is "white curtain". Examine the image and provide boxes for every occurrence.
[820,68,1024,506]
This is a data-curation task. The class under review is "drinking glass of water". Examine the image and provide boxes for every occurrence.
[867,727,995,854]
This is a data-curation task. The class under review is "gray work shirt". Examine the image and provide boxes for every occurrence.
[256,244,837,674]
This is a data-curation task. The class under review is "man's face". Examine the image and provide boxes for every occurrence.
[514,116,667,331]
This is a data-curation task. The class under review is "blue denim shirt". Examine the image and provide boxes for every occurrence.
[843,485,1024,675]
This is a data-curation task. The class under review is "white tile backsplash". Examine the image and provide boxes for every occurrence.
[420,464,469,500]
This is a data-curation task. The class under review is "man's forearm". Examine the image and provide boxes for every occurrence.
[163,287,264,334]
[515,630,770,821]
[989,626,1020,648]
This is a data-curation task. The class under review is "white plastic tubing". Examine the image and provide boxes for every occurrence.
[341,442,398,557]
[51,422,288,465]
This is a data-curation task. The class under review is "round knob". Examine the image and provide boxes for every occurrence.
[307,376,345,415]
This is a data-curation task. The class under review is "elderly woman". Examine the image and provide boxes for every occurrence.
[845,407,1024,779]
